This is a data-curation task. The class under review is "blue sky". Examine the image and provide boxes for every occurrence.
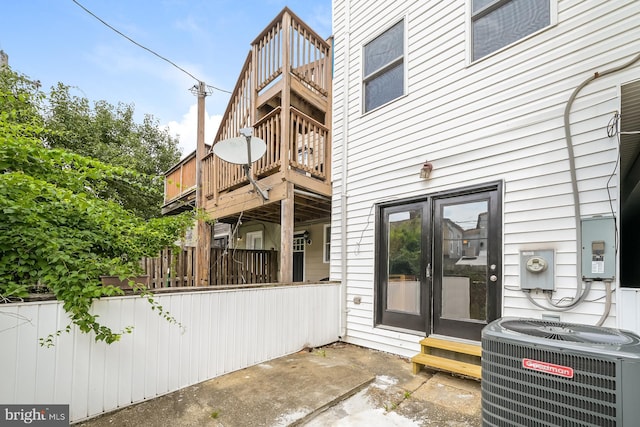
[0,0,332,157]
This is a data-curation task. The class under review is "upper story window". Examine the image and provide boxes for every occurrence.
[363,19,405,113]
[472,0,550,61]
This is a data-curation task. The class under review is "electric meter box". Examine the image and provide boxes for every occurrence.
[520,249,555,291]
[581,216,616,281]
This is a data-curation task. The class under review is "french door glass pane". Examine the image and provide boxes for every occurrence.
[440,201,488,322]
[387,209,421,314]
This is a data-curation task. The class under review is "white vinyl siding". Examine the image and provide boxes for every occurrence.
[332,0,640,356]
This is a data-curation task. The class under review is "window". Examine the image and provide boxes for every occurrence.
[471,0,550,61]
[213,235,229,249]
[246,231,263,249]
[293,234,305,252]
[323,225,331,263]
[363,19,405,112]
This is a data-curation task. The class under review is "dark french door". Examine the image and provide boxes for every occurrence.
[376,201,430,332]
[375,183,502,341]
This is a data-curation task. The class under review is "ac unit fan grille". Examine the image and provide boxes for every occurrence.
[501,319,632,344]
[482,339,618,427]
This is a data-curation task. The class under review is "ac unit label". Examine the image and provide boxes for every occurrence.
[522,358,574,378]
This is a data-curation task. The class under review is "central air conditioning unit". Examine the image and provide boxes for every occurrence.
[481,317,640,427]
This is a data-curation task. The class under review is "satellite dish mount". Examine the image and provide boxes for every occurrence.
[213,127,269,200]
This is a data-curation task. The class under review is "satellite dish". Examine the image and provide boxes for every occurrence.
[212,136,267,165]
[212,129,270,200]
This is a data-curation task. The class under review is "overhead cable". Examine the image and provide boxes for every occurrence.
[71,0,230,96]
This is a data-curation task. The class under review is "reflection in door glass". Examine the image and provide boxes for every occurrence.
[441,201,488,322]
[387,210,421,314]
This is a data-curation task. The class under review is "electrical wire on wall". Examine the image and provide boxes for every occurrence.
[353,196,398,256]
[606,112,622,250]
[523,53,640,323]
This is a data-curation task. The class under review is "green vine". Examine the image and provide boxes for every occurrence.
[1,70,196,345]
[38,282,185,347]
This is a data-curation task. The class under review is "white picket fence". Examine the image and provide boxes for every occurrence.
[0,283,340,423]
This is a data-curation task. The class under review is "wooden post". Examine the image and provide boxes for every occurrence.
[280,182,294,283]
[281,12,292,181]
[195,81,211,287]
[278,12,294,284]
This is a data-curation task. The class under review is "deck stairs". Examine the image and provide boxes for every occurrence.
[411,336,482,380]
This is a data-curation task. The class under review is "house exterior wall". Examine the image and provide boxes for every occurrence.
[331,0,640,357]
[302,223,331,282]
[236,221,330,282]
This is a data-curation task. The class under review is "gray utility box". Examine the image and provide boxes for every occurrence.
[581,216,616,281]
[520,249,554,291]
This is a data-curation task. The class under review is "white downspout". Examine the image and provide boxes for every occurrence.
[339,0,351,339]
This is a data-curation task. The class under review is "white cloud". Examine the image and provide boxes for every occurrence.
[165,103,222,158]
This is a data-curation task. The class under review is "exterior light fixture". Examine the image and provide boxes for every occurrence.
[420,161,433,179]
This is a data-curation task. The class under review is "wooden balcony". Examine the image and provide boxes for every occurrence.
[162,150,198,215]
[202,7,332,226]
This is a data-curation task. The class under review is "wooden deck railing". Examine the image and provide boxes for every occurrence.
[255,16,283,93]
[288,15,331,97]
[205,107,329,197]
[141,247,277,288]
[210,248,278,285]
[289,107,327,179]
[141,247,195,288]
[164,154,196,203]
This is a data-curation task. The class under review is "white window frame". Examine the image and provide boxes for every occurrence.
[361,16,408,114]
[293,233,306,252]
[246,231,263,250]
[323,224,331,264]
[467,0,557,64]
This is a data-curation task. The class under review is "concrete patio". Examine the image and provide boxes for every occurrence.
[76,342,481,426]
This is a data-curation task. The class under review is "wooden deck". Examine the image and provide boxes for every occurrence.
[162,150,198,215]
[202,8,332,221]
[161,8,332,284]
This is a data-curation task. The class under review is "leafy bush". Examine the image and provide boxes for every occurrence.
[0,68,194,344]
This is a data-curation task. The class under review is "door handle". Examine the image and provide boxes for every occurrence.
[426,263,431,279]
[489,275,498,282]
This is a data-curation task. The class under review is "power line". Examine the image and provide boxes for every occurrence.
[71,0,232,95]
